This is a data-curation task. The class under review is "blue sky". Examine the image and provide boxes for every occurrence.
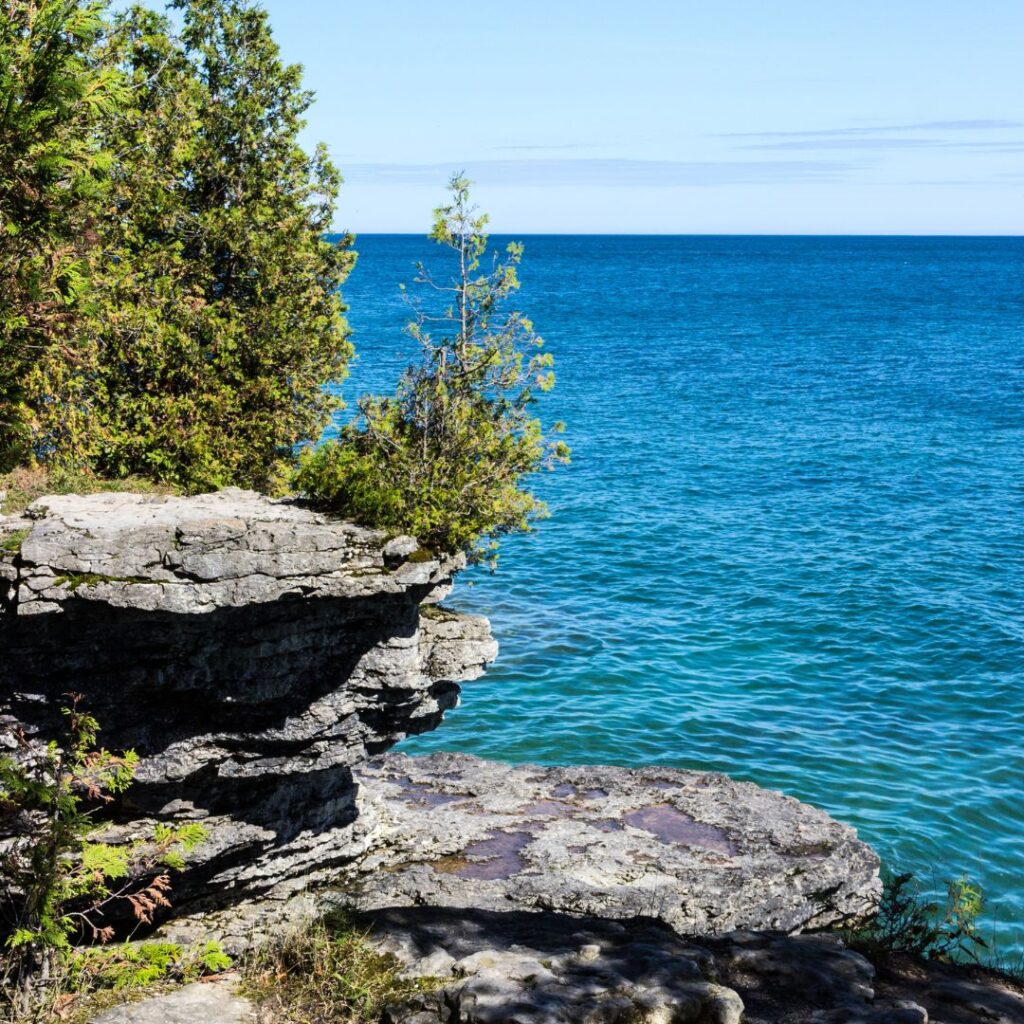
[260,0,1023,234]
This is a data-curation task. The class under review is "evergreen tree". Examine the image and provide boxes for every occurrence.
[296,176,569,562]
[0,0,122,470]
[32,0,354,491]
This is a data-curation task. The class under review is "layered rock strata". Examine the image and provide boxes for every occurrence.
[0,489,496,909]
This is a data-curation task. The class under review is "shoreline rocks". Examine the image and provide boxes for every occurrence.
[1,489,496,909]
[6,488,883,986]
[346,752,881,938]
[122,914,1024,1024]
[10,488,1011,1023]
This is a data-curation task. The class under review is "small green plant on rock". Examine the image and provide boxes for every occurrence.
[0,529,28,554]
[848,871,988,962]
[0,465,177,517]
[0,696,208,1016]
[68,939,231,991]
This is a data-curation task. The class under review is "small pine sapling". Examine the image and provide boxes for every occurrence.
[296,174,569,564]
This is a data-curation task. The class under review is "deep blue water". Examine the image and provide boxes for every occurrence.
[334,234,1024,951]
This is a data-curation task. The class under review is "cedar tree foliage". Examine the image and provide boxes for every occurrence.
[295,175,569,562]
[1,0,354,492]
[0,0,123,471]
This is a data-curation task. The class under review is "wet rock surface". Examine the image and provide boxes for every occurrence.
[346,752,882,936]
[0,490,496,910]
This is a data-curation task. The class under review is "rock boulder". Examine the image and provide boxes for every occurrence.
[347,752,881,937]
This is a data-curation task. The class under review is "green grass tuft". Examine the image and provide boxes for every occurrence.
[0,466,178,516]
[242,911,440,1024]
[404,546,436,564]
[0,528,28,554]
[52,572,150,592]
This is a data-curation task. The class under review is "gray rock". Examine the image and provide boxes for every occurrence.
[7,487,1020,1024]
[1,490,496,910]
[874,957,1024,1024]
[344,752,881,936]
[364,914,1017,1024]
[365,906,743,1024]
[711,931,878,1019]
[89,976,254,1023]
[3,489,881,965]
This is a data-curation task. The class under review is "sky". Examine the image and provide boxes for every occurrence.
[258,0,1024,234]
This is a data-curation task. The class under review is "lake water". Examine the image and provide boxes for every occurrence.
[334,234,1024,952]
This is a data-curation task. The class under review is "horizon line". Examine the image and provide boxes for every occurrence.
[330,231,1024,238]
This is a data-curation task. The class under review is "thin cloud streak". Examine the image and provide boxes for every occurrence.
[342,158,860,187]
[493,143,594,152]
[720,119,1021,139]
[743,138,942,151]
[741,137,1024,153]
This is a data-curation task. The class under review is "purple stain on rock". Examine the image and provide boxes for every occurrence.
[451,830,534,880]
[623,805,736,855]
[393,775,466,808]
[417,791,465,808]
[589,818,624,833]
[550,784,607,802]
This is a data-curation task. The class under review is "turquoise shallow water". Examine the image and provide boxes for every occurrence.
[335,234,1024,950]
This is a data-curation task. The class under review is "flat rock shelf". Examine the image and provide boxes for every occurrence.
[345,752,882,937]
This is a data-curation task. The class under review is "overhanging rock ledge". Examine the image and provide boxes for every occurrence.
[1,488,496,909]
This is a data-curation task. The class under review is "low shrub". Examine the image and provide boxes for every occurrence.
[68,939,231,991]
[0,697,209,1017]
[847,871,988,962]
[0,941,231,1024]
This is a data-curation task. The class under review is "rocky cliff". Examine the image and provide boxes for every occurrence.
[0,489,496,910]
[2,488,880,945]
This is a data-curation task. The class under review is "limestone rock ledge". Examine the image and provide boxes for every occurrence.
[347,753,881,937]
[0,489,497,910]
[85,926,1024,1024]
[364,913,1024,1024]
[3,487,885,966]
